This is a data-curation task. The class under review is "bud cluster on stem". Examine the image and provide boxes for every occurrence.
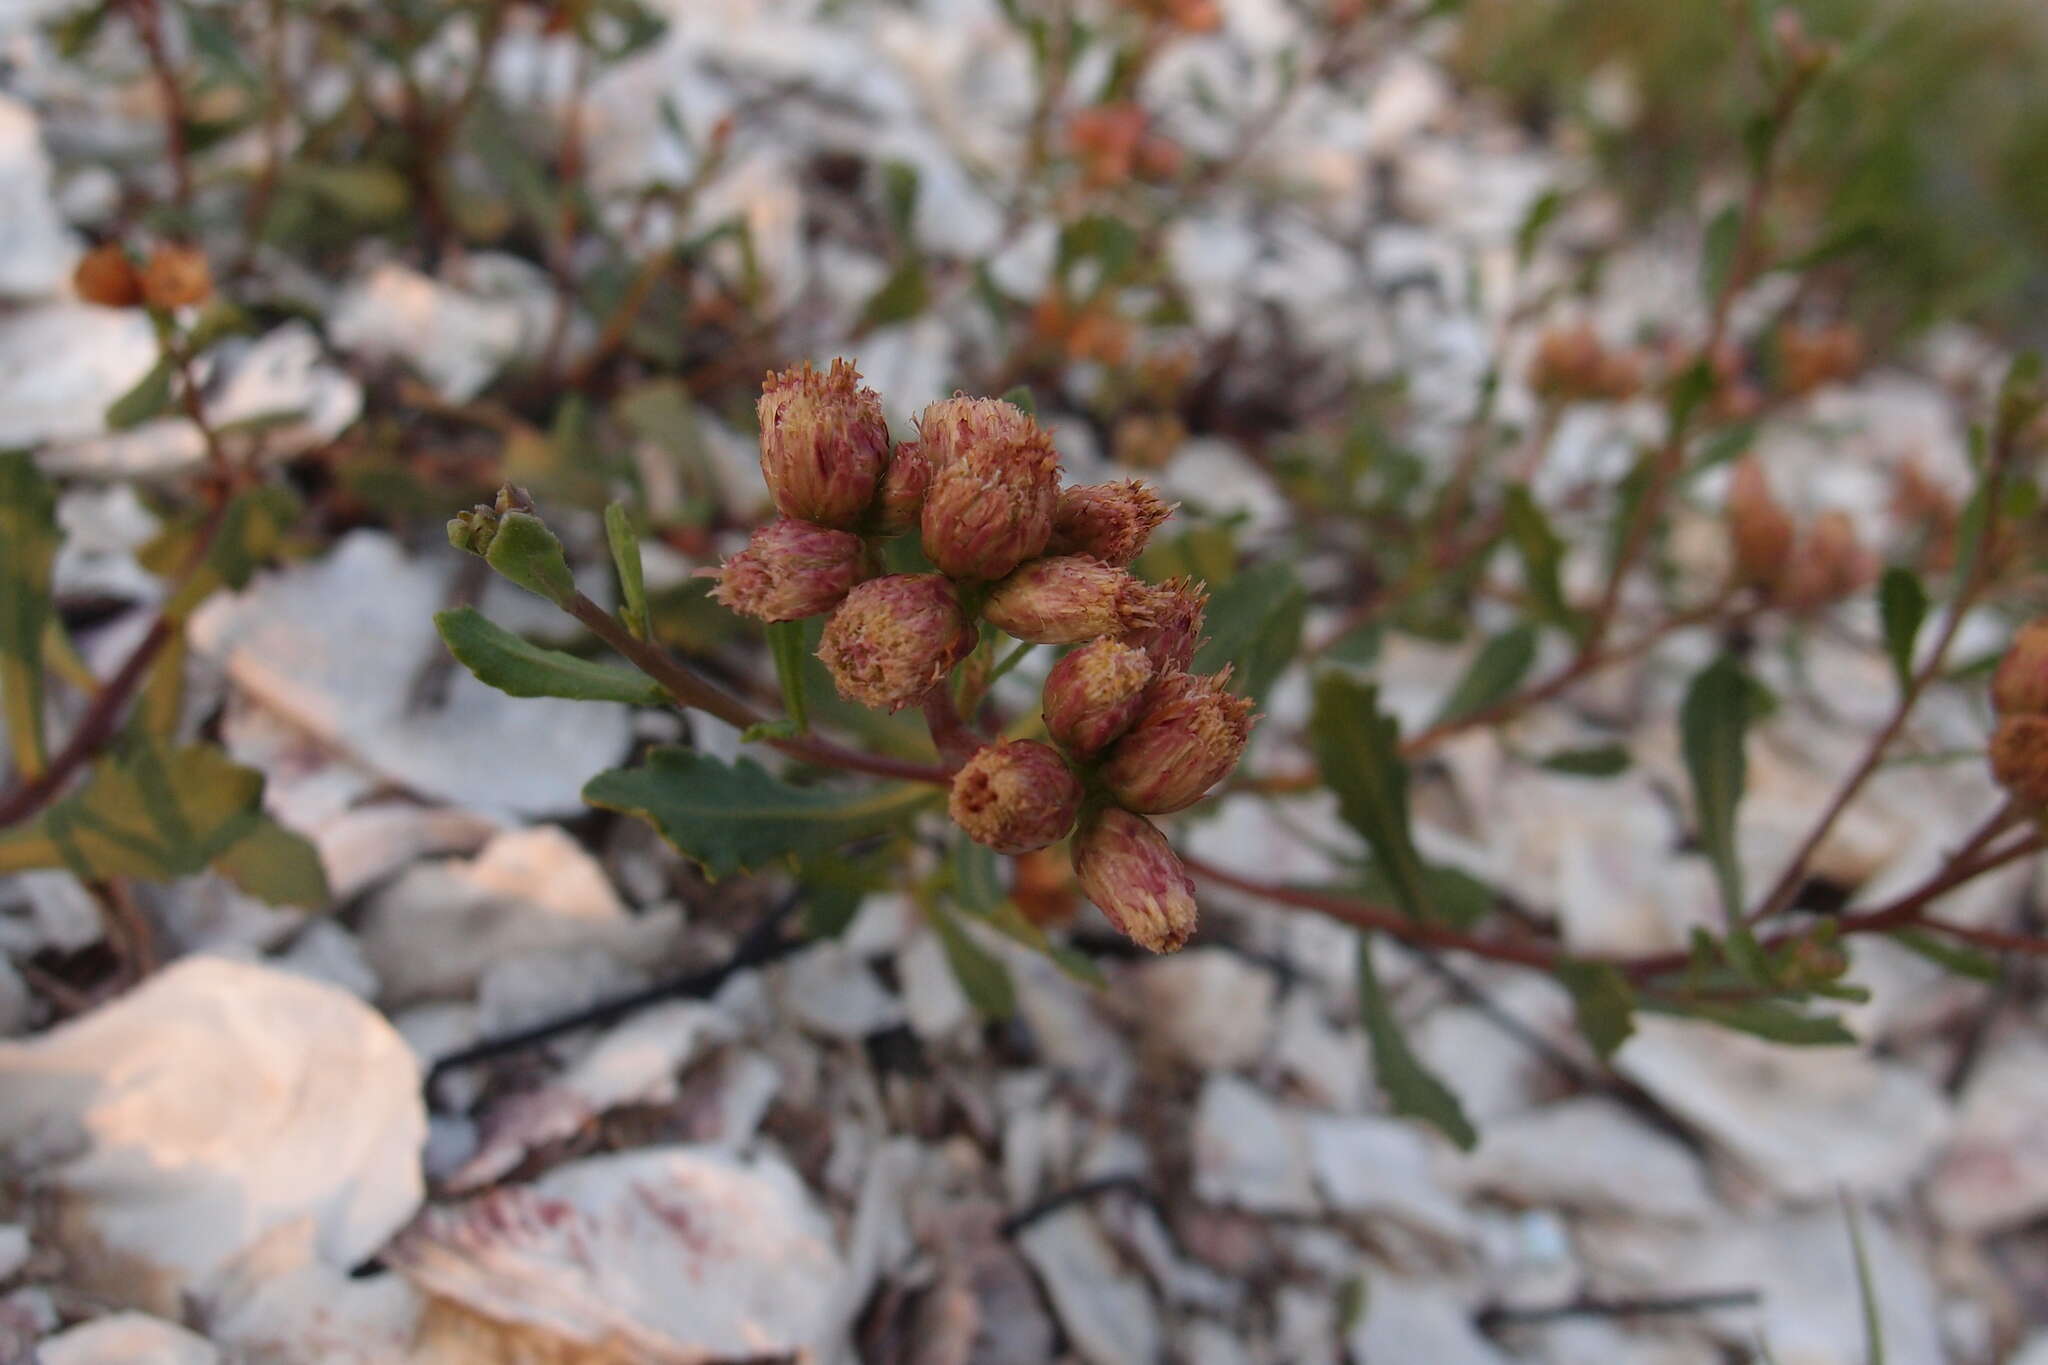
[1991,619,2048,804]
[694,356,1256,953]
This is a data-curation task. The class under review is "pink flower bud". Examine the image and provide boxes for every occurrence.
[707,518,870,622]
[1992,620,2048,716]
[867,445,932,535]
[1048,480,1173,566]
[1099,669,1255,813]
[948,740,1084,854]
[757,359,891,529]
[915,397,1060,580]
[1991,714,2048,805]
[1042,638,1154,756]
[1071,807,1197,953]
[816,573,975,711]
[983,556,1160,645]
[1120,576,1208,672]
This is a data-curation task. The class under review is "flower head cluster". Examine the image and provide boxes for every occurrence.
[1991,620,2048,804]
[711,357,1256,954]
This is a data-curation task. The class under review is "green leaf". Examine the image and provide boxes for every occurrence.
[1191,561,1307,704]
[928,897,1016,1017]
[1502,485,1580,639]
[212,817,329,908]
[106,356,175,430]
[1350,860,1493,930]
[860,258,928,327]
[998,385,1037,416]
[1312,673,1431,920]
[1889,928,1999,982]
[435,607,664,705]
[1433,624,1538,728]
[950,836,1007,915]
[0,454,58,777]
[1514,188,1563,268]
[766,619,809,734]
[1842,1193,1886,1365]
[281,163,409,223]
[1537,744,1630,777]
[604,503,650,640]
[1558,961,1637,1060]
[1701,203,1744,305]
[484,511,577,605]
[1876,567,1926,693]
[881,160,920,240]
[1356,936,1476,1149]
[1681,654,1753,921]
[0,742,272,884]
[583,749,932,879]
[1641,996,1855,1046]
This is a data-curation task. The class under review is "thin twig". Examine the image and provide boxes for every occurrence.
[1477,1290,1759,1329]
[125,0,194,216]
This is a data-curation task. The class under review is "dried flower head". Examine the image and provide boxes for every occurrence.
[868,445,932,536]
[1100,669,1255,813]
[1775,509,1873,613]
[1726,457,1795,588]
[1992,620,2048,717]
[73,243,141,308]
[140,243,212,311]
[757,359,892,529]
[1071,806,1197,953]
[1049,481,1173,566]
[1121,576,1208,672]
[1042,639,1155,757]
[983,556,1160,645]
[1991,714,2048,805]
[707,519,870,623]
[817,573,975,711]
[914,397,1060,580]
[1778,322,1864,396]
[948,740,1084,854]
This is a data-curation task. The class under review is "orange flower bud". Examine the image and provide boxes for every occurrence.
[1778,322,1864,396]
[1110,411,1185,469]
[1776,509,1873,613]
[1121,576,1207,672]
[1048,480,1173,566]
[1992,620,2048,716]
[140,243,212,311]
[1071,807,1197,953]
[948,740,1084,854]
[707,518,870,622]
[1529,324,1605,401]
[983,555,1161,645]
[72,243,142,308]
[914,397,1059,580]
[1012,846,1079,928]
[817,573,975,711]
[1726,457,1795,588]
[1991,714,2048,805]
[757,359,892,529]
[1043,638,1155,757]
[1099,669,1255,813]
[868,445,932,536]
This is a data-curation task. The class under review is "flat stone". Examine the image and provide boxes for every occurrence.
[1192,1074,1319,1215]
[1128,947,1277,1071]
[1458,1096,1715,1221]
[1015,1207,1163,1365]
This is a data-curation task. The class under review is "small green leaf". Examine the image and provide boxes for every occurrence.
[0,742,269,884]
[1434,624,1539,728]
[1356,935,1476,1149]
[1312,673,1431,920]
[881,160,920,241]
[1192,561,1307,704]
[604,503,650,640]
[766,619,809,734]
[950,836,1007,915]
[583,749,932,879]
[435,607,664,705]
[1889,929,1999,982]
[281,163,409,223]
[1701,203,1744,305]
[484,511,577,605]
[212,817,329,908]
[106,356,175,430]
[860,258,928,327]
[1350,860,1493,930]
[1681,654,1754,921]
[1537,744,1630,777]
[1876,567,1926,693]
[1502,485,1580,639]
[998,385,1036,416]
[0,454,58,777]
[1641,996,1855,1046]
[1514,188,1563,268]
[1842,1193,1886,1365]
[1558,961,1637,1060]
[928,897,1016,1017]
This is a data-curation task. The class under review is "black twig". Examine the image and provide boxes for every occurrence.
[1477,1289,1760,1329]
[999,1174,1161,1240]
[424,893,804,1105]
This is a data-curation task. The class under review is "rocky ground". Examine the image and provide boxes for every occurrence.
[1,1,2045,1362]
